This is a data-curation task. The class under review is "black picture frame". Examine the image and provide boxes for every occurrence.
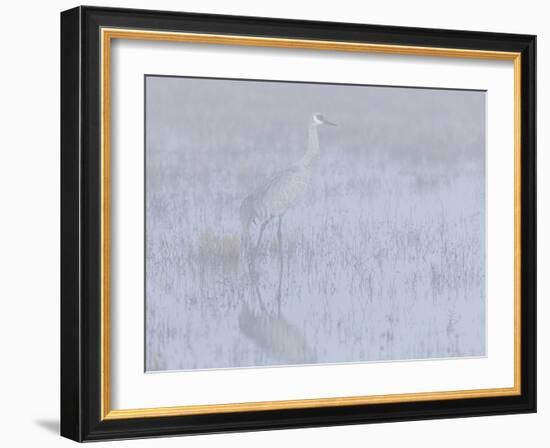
[61,5,536,442]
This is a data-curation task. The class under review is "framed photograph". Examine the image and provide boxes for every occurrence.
[61,6,536,442]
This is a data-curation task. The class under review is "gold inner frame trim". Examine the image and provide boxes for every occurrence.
[100,27,522,421]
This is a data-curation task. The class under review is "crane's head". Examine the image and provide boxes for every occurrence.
[312,112,337,127]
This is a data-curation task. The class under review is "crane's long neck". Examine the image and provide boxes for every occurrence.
[297,124,320,169]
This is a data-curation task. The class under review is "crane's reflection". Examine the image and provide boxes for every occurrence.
[239,228,316,365]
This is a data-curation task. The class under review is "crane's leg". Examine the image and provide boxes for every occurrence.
[250,267,267,313]
[254,218,271,255]
[276,216,283,316]
[247,243,267,312]
[248,217,271,283]
[248,217,271,313]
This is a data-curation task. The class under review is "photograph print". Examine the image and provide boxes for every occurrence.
[145,75,486,372]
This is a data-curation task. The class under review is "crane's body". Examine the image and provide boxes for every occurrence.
[241,166,311,228]
[240,113,335,250]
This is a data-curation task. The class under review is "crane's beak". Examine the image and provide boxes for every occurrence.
[322,118,337,126]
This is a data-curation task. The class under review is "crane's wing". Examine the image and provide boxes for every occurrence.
[257,167,301,197]
[252,167,309,218]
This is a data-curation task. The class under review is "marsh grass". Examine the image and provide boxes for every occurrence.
[144,77,486,371]
[145,145,485,370]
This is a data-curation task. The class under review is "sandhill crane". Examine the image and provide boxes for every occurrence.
[240,112,336,259]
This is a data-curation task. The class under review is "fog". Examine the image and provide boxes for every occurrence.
[145,76,486,371]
